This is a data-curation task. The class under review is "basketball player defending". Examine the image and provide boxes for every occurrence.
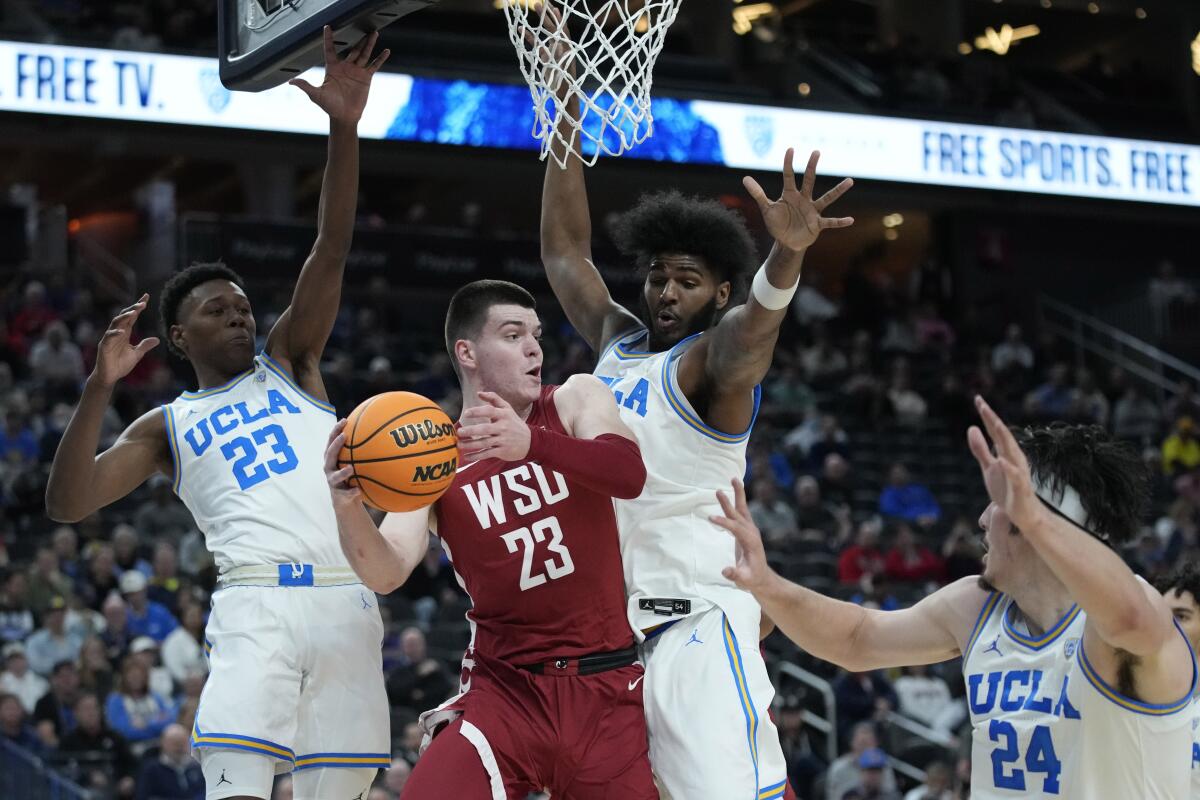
[536,15,853,799]
[45,29,391,800]
[715,397,1196,799]
[1157,563,1200,796]
[324,280,658,799]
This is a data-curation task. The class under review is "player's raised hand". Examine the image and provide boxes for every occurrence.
[290,26,391,124]
[742,149,854,252]
[967,396,1043,532]
[93,294,160,389]
[458,392,532,464]
[525,3,576,91]
[324,419,363,507]
[712,479,778,594]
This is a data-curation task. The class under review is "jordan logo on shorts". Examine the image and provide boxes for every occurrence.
[216,770,232,787]
[686,629,703,647]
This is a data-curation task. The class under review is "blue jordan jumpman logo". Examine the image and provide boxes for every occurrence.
[686,628,703,646]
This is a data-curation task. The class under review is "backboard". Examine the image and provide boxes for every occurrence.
[218,0,439,92]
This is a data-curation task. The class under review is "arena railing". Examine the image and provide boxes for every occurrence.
[0,739,94,800]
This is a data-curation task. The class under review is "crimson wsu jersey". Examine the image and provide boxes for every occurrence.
[434,386,634,665]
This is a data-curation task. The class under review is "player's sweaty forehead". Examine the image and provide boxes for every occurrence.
[482,304,541,337]
[182,280,251,319]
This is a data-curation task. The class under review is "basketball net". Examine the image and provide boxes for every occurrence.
[501,0,682,167]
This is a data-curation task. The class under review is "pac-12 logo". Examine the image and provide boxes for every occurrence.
[199,68,231,113]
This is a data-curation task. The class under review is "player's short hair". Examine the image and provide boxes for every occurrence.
[444,280,537,368]
[1014,423,1149,547]
[1155,562,1200,604]
[611,190,757,290]
[159,262,246,359]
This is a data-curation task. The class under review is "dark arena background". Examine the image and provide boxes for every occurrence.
[1,0,1199,798]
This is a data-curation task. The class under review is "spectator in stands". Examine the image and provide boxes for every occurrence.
[801,326,849,387]
[824,722,898,800]
[32,660,80,748]
[25,595,83,676]
[932,373,974,437]
[161,601,207,686]
[129,637,175,700]
[913,302,956,357]
[820,453,857,512]
[1148,259,1196,333]
[903,760,955,800]
[399,539,462,629]
[6,281,58,357]
[838,520,886,586]
[806,415,852,472]
[749,478,800,548]
[1165,380,1200,424]
[26,546,73,618]
[83,543,121,610]
[101,594,133,661]
[78,636,116,699]
[763,364,816,418]
[105,656,175,757]
[59,691,137,798]
[1162,417,1200,476]
[119,571,177,643]
[775,693,824,798]
[383,758,412,797]
[886,370,928,427]
[892,664,964,736]
[1070,368,1110,427]
[113,526,152,577]
[29,320,84,399]
[147,542,182,615]
[1,642,48,713]
[132,476,195,546]
[1112,384,1162,443]
[794,476,837,532]
[0,570,35,644]
[990,324,1034,375]
[52,525,83,585]
[1023,363,1074,420]
[841,747,902,800]
[834,669,897,743]
[0,690,41,752]
[884,523,945,585]
[0,410,38,465]
[385,627,453,711]
[135,722,203,800]
[879,463,941,528]
[941,517,984,583]
[398,721,423,766]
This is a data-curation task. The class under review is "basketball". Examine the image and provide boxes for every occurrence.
[338,391,458,513]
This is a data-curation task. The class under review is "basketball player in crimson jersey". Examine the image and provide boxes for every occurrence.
[324,279,658,799]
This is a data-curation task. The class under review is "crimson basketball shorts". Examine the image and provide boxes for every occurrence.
[402,651,657,800]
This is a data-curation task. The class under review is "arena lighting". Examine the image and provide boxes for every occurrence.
[882,213,905,228]
[974,24,1039,56]
[732,2,775,35]
[1192,32,1200,76]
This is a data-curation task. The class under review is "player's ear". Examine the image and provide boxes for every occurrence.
[170,324,187,356]
[715,280,731,310]
[454,339,475,371]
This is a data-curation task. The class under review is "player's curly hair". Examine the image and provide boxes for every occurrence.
[1013,423,1150,547]
[159,262,246,359]
[1155,562,1200,603]
[611,191,757,291]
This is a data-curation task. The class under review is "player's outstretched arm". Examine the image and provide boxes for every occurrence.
[536,5,640,352]
[684,151,854,412]
[46,295,168,522]
[264,27,390,395]
[458,381,646,499]
[968,397,1192,699]
[325,420,430,593]
[713,479,982,672]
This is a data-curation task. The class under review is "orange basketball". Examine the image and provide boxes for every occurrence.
[339,391,458,513]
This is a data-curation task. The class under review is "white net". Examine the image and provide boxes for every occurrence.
[502,0,683,167]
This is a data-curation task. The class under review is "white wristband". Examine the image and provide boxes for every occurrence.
[751,267,800,310]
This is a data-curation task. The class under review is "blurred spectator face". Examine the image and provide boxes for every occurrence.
[856,522,879,550]
[80,638,108,670]
[1163,587,1200,654]
[153,543,177,577]
[752,479,777,504]
[52,662,80,696]
[401,722,423,752]
[182,673,207,700]
[4,651,29,677]
[385,759,411,792]
[91,544,116,578]
[1178,418,1196,442]
[45,321,68,348]
[401,628,427,663]
[112,525,139,562]
[121,659,149,695]
[181,603,204,634]
[23,280,46,309]
[0,694,23,729]
[102,595,127,632]
[34,547,58,575]
[161,724,190,761]
[887,464,909,487]
[850,722,877,754]
[45,604,66,634]
[924,761,952,792]
[3,571,28,602]
[795,477,820,508]
[860,767,884,791]
[893,524,915,552]
[820,415,839,437]
[131,639,160,670]
[74,694,101,732]
[1005,324,1022,343]
[824,454,849,481]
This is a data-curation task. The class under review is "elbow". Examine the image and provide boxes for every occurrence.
[615,467,647,499]
[45,491,85,524]
[364,578,401,596]
[1107,606,1171,657]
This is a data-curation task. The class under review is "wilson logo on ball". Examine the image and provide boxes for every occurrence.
[389,420,456,449]
[413,458,457,482]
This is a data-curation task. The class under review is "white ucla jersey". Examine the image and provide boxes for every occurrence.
[594,328,762,643]
[162,354,348,574]
[963,592,1196,800]
[1192,696,1200,798]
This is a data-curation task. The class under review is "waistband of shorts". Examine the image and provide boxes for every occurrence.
[217,564,361,588]
[517,645,638,677]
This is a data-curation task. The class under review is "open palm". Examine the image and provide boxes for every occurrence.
[291,27,390,124]
[967,396,1043,531]
[94,294,159,388]
[743,149,854,252]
